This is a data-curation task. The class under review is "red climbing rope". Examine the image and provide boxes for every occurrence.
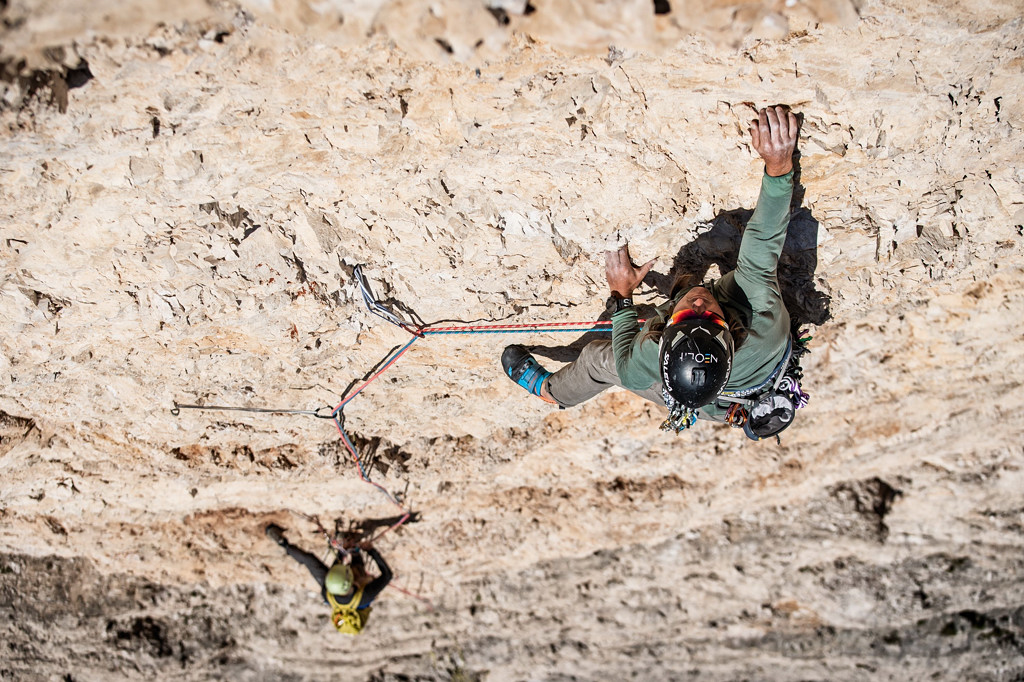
[332,336,420,413]
[386,581,434,610]
[422,320,612,333]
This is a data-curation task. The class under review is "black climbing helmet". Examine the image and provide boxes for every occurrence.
[659,311,734,409]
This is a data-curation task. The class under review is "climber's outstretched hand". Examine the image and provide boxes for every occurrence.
[750,105,800,177]
[605,244,655,299]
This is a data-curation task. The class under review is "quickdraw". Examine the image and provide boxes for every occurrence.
[725,402,747,427]
[171,402,336,418]
[660,404,697,433]
[354,264,425,338]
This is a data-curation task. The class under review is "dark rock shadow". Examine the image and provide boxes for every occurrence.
[531,165,831,365]
[332,513,421,548]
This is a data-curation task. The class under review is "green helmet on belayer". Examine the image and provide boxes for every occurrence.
[325,564,354,595]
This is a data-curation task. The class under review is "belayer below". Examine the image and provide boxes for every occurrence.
[266,524,392,634]
[502,105,809,439]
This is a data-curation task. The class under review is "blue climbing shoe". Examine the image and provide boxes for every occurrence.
[502,345,554,402]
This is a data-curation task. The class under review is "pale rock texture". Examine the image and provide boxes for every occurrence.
[1,0,1023,680]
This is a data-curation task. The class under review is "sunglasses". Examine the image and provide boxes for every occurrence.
[668,308,729,330]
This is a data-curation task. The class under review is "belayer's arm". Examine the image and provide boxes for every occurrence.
[357,546,393,609]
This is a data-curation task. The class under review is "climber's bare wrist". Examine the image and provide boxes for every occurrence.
[765,160,793,177]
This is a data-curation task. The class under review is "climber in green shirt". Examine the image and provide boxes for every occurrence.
[502,105,802,433]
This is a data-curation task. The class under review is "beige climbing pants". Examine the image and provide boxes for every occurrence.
[545,339,666,408]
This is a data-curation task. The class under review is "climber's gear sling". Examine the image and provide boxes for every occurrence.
[715,334,812,442]
[353,264,423,337]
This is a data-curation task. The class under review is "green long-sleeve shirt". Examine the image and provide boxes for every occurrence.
[610,171,794,421]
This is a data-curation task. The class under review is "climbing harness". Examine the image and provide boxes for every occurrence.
[329,591,369,635]
[719,336,796,403]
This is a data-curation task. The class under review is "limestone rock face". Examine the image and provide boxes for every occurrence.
[2,0,1023,679]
